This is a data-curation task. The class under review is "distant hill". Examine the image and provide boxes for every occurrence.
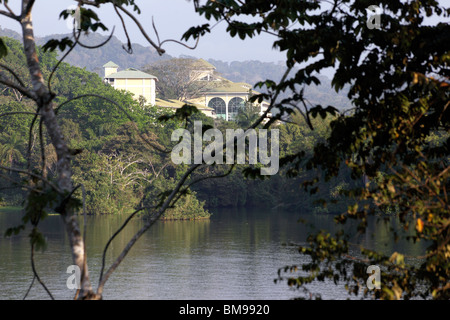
[0,27,172,76]
[207,59,287,85]
[0,27,21,41]
[208,59,351,110]
[302,75,351,111]
[0,27,351,111]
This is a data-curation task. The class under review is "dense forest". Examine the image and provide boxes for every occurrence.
[0,35,355,218]
[1,0,448,301]
[0,27,171,75]
[0,27,351,110]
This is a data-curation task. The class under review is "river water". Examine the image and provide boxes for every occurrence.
[0,207,426,300]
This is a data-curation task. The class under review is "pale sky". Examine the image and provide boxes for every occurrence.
[0,0,287,63]
[1,1,448,64]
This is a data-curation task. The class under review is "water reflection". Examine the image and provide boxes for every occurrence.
[0,207,427,300]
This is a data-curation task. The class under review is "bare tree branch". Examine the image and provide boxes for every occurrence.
[114,4,165,55]
[30,241,54,300]
[0,164,62,193]
[49,24,115,95]
[23,275,35,300]
[0,75,36,100]
[0,172,45,194]
[75,26,116,49]
[112,4,133,53]
[26,110,40,171]
[0,9,19,20]
[98,206,147,287]
[0,111,39,119]
[47,30,81,94]
[38,118,47,180]
[0,63,27,87]
[3,1,17,16]
[96,163,201,295]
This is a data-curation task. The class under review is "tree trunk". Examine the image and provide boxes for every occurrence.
[20,0,97,299]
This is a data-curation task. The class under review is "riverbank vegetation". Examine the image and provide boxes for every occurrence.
[187,0,449,300]
[0,36,356,218]
[1,0,447,300]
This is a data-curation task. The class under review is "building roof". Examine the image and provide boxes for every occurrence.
[204,82,254,94]
[155,98,212,110]
[107,68,158,80]
[192,58,216,70]
[103,61,119,68]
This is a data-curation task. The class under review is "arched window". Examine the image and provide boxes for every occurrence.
[228,97,245,120]
[208,97,226,119]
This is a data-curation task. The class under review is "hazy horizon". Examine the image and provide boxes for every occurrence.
[1,0,448,79]
[0,0,287,64]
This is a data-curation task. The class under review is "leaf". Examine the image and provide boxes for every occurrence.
[42,37,74,52]
[181,24,210,41]
[387,182,396,194]
[29,228,47,252]
[416,218,424,233]
[4,224,25,237]
[389,252,405,266]
[392,282,403,300]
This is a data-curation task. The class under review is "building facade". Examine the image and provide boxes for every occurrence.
[203,83,270,121]
[103,61,158,106]
[102,59,270,121]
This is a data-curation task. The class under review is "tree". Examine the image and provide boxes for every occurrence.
[0,131,25,169]
[234,99,260,129]
[185,0,450,299]
[0,0,211,300]
[1,0,448,301]
[0,37,30,101]
[144,58,213,101]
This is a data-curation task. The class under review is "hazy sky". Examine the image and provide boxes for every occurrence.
[1,1,448,64]
[0,0,286,63]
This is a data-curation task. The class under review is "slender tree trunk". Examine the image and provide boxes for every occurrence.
[20,0,97,299]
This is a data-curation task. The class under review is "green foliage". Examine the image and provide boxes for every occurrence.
[0,131,25,167]
[144,177,211,220]
[158,104,200,123]
[4,185,62,253]
[0,37,7,58]
[234,100,260,128]
[0,36,211,221]
[1,0,448,300]
[194,0,450,299]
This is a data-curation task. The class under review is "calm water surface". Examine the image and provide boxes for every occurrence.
[0,207,426,300]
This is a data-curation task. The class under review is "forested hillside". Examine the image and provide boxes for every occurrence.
[1,0,448,301]
[0,27,172,75]
[0,36,210,218]
[0,35,355,215]
[0,27,351,111]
